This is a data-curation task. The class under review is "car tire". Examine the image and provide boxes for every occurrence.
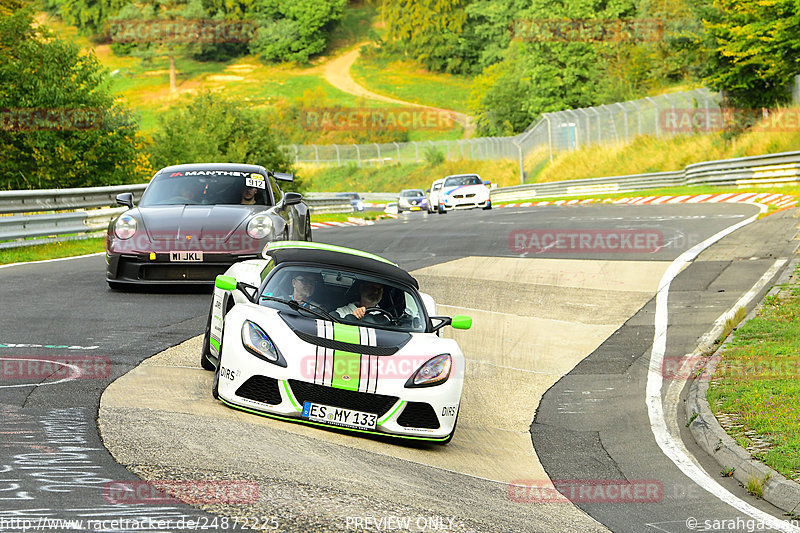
[438,205,447,214]
[200,300,215,371]
[483,202,492,210]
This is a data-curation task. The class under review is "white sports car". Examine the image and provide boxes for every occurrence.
[437,174,492,213]
[200,241,472,443]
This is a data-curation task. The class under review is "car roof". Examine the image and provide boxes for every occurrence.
[263,241,419,289]
[401,189,424,193]
[444,173,481,179]
[156,163,268,175]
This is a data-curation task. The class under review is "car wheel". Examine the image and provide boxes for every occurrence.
[200,300,215,371]
[438,205,447,214]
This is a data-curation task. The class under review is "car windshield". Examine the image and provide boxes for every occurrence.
[259,265,426,333]
[444,175,482,187]
[140,172,272,206]
[401,190,423,197]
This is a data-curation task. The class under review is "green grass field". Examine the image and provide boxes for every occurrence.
[350,50,473,116]
[707,265,800,481]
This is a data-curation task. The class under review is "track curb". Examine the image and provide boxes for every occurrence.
[685,250,800,515]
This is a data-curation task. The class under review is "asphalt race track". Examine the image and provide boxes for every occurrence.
[1,202,798,533]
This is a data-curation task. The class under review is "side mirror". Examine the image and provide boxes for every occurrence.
[215,275,237,291]
[272,172,294,182]
[451,315,472,330]
[216,275,259,302]
[425,189,430,193]
[282,192,303,207]
[116,192,133,208]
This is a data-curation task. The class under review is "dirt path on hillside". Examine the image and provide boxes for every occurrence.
[322,42,475,136]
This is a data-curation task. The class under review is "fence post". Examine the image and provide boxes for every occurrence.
[374,143,381,166]
[616,102,629,142]
[393,142,400,163]
[544,114,553,161]
[645,97,659,138]
[412,141,419,162]
[630,100,642,137]
[334,144,340,166]
[511,140,524,184]
[312,144,319,165]
[590,107,602,144]
[292,145,298,165]
[354,144,361,167]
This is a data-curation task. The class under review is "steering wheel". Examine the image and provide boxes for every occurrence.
[363,307,394,322]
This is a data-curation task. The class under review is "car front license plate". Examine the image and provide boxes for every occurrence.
[169,251,203,262]
[302,401,377,430]
[410,206,420,211]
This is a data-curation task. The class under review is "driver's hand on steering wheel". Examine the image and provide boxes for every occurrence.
[352,306,367,319]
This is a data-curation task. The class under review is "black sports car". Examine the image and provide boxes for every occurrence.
[105,163,311,288]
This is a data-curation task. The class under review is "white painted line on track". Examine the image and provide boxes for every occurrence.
[646,202,800,532]
[0,357,82,389]
[0,252,104,270]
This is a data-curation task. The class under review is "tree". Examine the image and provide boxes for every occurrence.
[148,91,302,189]
[248,0,347,63]
[693,0,800,110]
[0,8,150,190]
[110,0,206,94]
[383,0,468,73]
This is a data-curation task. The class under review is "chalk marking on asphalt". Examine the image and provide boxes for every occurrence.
[647,202,800,532]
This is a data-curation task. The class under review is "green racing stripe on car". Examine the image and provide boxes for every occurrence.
[209,338,220,352]
[331,323,361,392]
[378,400,405,426]
[264,241,397,266]
[218,397,451,442]
[282,380,302,412]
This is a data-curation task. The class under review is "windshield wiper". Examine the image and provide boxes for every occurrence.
[260,295,338,322]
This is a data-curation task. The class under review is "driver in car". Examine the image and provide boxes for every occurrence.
[335,280,384,320]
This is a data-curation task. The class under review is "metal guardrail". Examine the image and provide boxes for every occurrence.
[1,150,798,249]
[0,193,353,249]
[489,150,800,202]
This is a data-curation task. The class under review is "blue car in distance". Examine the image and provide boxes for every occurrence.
[336,192,365,212]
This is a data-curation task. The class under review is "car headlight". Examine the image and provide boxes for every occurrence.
[114,214,137,239]
[405,354,451,388]
[241,320,286,367]
[246,214,273,239]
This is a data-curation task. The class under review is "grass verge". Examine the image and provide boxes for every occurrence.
[0,237,106,265]
[707,264,800,481]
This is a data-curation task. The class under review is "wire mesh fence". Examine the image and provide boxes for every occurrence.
[283,88,723,180]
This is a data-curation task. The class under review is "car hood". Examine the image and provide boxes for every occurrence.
[135,205,259,241]
[442,184,485,196]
